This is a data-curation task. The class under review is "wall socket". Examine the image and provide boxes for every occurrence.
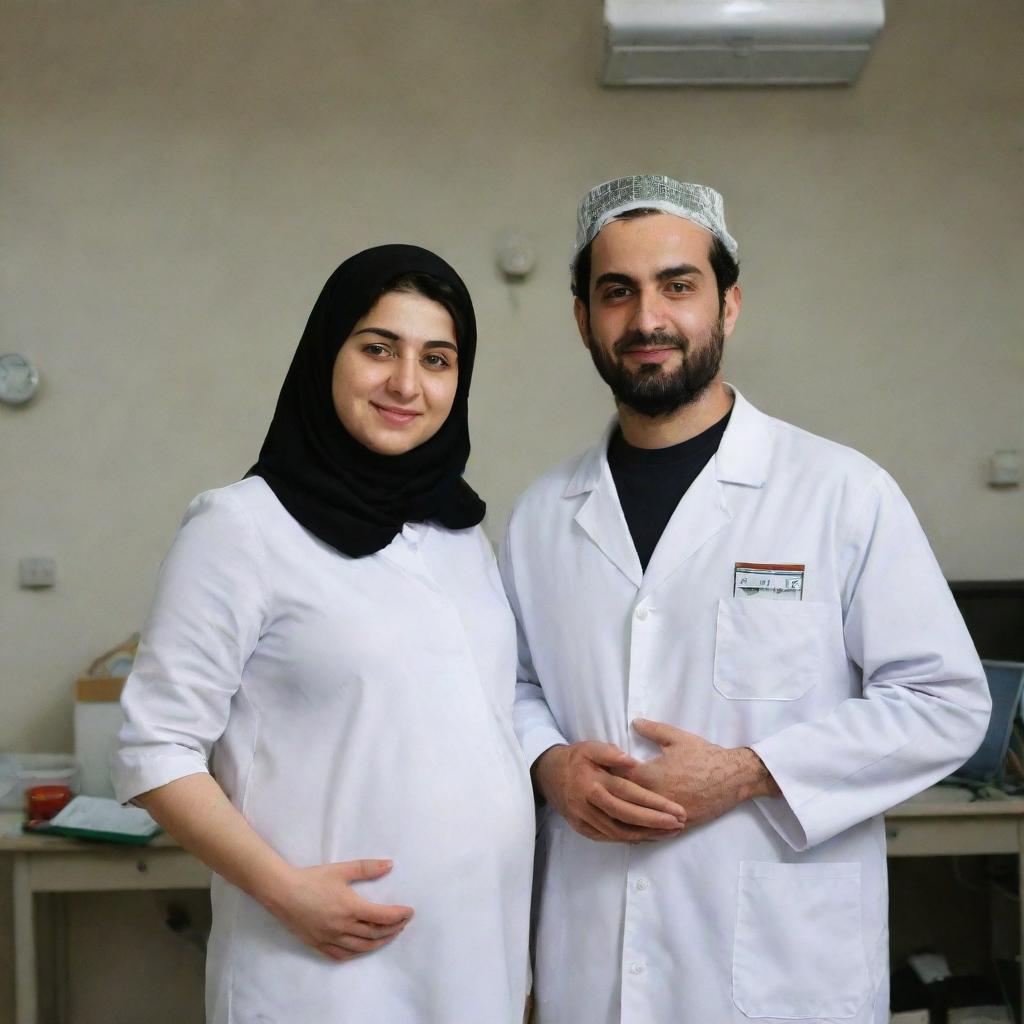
[19,556,57,589]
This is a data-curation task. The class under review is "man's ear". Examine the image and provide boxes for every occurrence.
[573,297,590,348]
[721,283,742,339]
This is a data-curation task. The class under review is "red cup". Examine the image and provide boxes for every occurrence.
[26,784,73,821]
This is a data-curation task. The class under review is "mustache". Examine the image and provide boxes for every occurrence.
[612,330,688,356]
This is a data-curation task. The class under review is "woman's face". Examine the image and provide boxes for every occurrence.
[332,290,459,456]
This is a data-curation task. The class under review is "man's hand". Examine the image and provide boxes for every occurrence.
[533,741,687,843]
[612,719,780,829]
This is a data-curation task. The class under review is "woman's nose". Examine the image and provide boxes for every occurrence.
[386,356,420,399]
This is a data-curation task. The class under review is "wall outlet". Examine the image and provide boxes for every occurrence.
[19,556,56,589]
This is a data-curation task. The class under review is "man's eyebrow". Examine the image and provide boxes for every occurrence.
[594,266,704,291]
[594,272,637,290]
[657,264,703,281]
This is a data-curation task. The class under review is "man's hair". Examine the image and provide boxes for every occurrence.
[570,208,740,313]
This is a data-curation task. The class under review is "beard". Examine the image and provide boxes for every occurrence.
[586,317,725,418]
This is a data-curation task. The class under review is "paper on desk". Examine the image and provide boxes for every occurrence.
[908,952,952,984]
[48,795,160,838]
[890,1011,929,1024]
[948,1008,1011,1023]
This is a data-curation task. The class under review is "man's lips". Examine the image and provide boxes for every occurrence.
[372,403,422,425]
[620,346,681,364]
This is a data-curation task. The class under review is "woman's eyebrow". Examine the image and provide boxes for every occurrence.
[424,340,458,352]
[353,327,400,341]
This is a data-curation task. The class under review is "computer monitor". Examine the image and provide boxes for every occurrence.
[951,661,1024,785]
[949,580,1024,662]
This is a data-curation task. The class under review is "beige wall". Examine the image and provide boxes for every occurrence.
[1,0,1022,1018]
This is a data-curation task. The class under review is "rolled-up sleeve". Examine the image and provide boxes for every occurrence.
[111,489,269,804]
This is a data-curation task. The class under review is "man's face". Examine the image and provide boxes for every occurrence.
[576,213,741,418]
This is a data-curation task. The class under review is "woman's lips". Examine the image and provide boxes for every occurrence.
[372,403,421,426]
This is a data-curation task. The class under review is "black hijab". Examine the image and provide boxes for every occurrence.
[249,245,485,557]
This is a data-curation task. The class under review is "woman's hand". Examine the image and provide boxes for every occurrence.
[133,777,414,963]
[269,859,414,961]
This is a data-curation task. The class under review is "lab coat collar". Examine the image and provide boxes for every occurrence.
[714,386,772,488]
[562,385,774,594]
[564,420,643,587]
[564,420,617,499]
[563,385,772,499]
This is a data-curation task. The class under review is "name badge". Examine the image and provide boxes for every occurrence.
[734,562,805,601]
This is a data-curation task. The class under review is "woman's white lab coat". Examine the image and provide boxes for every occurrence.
[500,388,990,1024]
[113,477,534,1024]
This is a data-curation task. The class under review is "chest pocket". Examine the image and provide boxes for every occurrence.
[713,597,836,701]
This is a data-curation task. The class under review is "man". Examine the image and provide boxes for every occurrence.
[499,175,991,1024]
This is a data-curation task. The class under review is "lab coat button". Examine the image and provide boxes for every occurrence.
[634,606,648,621]
[629,961,645,976]
[635,877,649,891]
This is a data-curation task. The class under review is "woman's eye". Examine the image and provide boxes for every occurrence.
[364,343,391,357]
[423,353,451,369]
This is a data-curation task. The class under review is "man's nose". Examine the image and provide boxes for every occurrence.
[632,291,669,334]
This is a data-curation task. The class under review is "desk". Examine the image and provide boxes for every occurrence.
[886,790,1024,1014]
[5,794,1024,1024]
[0,813,209,1024]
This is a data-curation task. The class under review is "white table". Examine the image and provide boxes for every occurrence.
[5,792,1024,1024]
[885,789,1024,1015]
[1,814,209,1024]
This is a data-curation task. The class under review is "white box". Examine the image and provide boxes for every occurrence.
[74,677,127,799]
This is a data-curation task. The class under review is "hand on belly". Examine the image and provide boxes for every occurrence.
[267,858,414,961]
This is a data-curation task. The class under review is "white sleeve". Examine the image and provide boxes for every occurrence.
[111,489,269,804]
[751,470,991,851]
[498,525,569,768]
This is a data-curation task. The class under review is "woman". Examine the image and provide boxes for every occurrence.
[112,245,535,1023]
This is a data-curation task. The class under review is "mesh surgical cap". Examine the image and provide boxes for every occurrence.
[574,175,738,262]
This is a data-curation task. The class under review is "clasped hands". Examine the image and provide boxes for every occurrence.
[532,719,778,843]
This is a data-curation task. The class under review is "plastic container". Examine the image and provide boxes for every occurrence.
[26,784,73,820]
[0,753,80,811]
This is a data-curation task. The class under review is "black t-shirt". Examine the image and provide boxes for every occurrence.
[608,409,732,572]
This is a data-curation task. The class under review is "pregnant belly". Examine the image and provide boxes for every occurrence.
[240,700,534,878]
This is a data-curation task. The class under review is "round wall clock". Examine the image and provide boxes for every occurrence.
[0,353,40,406]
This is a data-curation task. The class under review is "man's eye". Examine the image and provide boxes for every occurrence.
[605,287,630,300]
[667,281,693,294]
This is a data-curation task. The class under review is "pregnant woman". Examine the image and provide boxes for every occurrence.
[113,245,534,1023]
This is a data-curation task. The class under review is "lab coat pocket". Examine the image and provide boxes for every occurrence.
[714,597,833,701]
[733,861,870,1019]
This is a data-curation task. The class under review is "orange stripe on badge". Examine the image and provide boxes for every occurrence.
[734,562,805,571]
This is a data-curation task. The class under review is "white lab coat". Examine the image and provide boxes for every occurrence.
[113,477,534,1024]
[500,388,990,1024]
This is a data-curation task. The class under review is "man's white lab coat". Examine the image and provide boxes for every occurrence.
[500,388,990,1024]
